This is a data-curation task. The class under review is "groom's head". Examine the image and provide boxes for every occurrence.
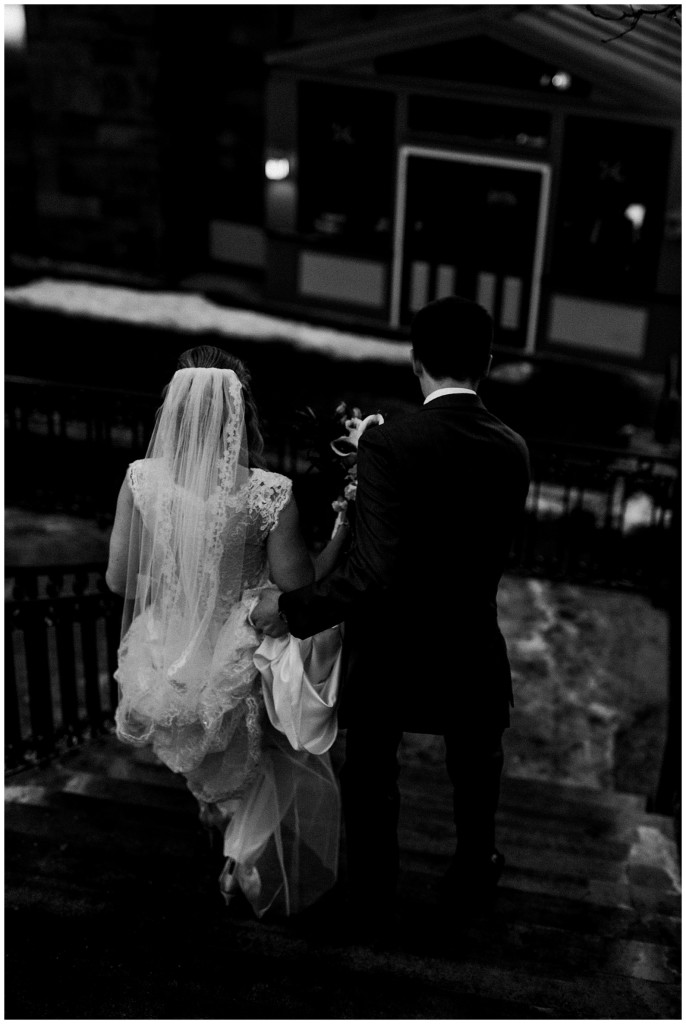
[411,296,493,386]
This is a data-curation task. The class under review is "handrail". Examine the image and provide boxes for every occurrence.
[6,563,122,770]
[5,374,160,401]
[5,376,678,771]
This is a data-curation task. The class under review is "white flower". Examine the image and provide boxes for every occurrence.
[330,413,384,457]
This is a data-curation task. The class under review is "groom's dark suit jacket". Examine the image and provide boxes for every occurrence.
[281,394,530,734]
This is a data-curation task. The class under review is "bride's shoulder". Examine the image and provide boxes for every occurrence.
[126,457,167,496]
[247,468,293,520]
[126,457,145,487]
[248,467,292,490]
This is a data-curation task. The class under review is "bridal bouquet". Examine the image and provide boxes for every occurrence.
[294,401,384,537]
[329,404,384,534]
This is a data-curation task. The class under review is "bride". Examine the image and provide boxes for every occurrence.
[106,345,347,917]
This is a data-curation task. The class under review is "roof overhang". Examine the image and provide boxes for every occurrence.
[267,4,681,114]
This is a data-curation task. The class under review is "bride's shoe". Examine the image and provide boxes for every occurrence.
[237,863,261,904]
[219,856,263,914]
[219,856,240,905]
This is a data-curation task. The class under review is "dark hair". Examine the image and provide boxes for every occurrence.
[410,296,493,382]
[175,345,266,469]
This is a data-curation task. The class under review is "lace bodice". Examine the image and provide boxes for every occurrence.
[117,460,293,778]
[128,460,292,601]
[232,467,293,595]
[242,467,294,540]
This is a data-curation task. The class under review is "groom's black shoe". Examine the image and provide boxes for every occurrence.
[439,850,505,914]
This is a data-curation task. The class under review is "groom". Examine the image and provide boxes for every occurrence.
[254,295,530,924]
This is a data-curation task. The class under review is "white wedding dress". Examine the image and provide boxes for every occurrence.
[115,459,341,918]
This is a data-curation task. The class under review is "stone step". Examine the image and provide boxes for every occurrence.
[500,773,648,814]
[398,869,681,948]
[5,768,197,816]
[400,760,648,813]
[65,741,189,789]
[401,823,679,892]
[7,786,680,947]
[11,771,673,906]
[9,743,678,905]
[4,800,203,861]
[6,751,680,1021]
[400,827,626,882]
[5,852,680,1020]
[57,743,670,863]
[42,737,653,812]
[18,737,662,832]
[5,907,559,1020]
[402,778,659,833]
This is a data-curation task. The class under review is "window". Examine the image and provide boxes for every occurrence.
[553,117,671,297]
[297,83,395,252]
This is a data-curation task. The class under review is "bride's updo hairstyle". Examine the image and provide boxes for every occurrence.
[175,345,266,469]
[411,295,493,383]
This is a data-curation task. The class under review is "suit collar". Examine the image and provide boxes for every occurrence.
[424,386,477,404]
[420,393,485,412]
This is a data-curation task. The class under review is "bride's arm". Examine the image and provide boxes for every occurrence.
[312,521,350,581]
[106,477,133,595]
[266,495,315,592]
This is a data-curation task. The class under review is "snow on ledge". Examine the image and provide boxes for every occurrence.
[5,278,411,365]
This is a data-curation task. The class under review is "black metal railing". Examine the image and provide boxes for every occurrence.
[5,375,299,516]
[5,377,679,769]
[5,376,159,517]
[5,564,122,771]
[6,445,677,771]
[511,438,677,594]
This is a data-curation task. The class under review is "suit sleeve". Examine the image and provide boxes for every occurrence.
[279,425,401,638]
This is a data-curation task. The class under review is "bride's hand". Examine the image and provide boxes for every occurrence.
[251,588,289,638]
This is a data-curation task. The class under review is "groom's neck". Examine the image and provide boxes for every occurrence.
[419,373,478,399]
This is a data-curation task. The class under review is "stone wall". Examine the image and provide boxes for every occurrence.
[24,5,165,278]
[19,7,282,283]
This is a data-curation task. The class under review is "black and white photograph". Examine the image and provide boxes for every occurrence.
[4,3,681,1020]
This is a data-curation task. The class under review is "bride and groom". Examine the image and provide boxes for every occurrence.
[108,295,530,928]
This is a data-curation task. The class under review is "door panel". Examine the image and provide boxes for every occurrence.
[392,148,550,350]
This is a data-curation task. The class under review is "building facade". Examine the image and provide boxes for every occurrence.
[259,6,680,370]
[7,5,681,371]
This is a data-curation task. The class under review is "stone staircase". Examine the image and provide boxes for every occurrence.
[5,736,681,1019]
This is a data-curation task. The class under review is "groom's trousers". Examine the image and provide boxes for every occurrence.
[340,718,505,912]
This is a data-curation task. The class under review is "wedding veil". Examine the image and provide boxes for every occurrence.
[115,367,252,762]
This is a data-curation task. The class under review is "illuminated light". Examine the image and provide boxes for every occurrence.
[5,4,26,49]
[551,71,572,91]
[265,158,290,181]
[624,203,646,230]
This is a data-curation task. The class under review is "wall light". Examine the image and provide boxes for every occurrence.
[5,4,27,50]
[551,71,572,90]
[625,203,646,231]
[265,158,290,181]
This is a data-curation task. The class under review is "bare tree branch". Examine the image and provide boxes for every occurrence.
[586,5,681,43]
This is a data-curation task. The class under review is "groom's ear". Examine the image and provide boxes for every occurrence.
[410,352,422,377]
